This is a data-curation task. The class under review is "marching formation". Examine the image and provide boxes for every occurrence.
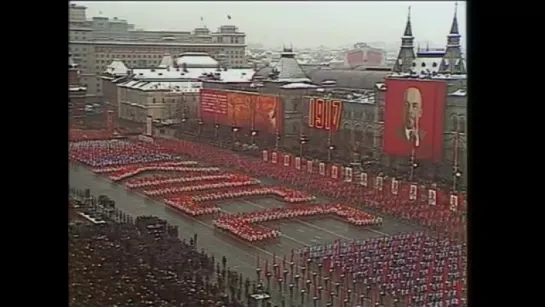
[69,138,381,241]
[68,129,467,306]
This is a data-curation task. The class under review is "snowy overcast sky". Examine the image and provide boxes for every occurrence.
[74,1,466,49]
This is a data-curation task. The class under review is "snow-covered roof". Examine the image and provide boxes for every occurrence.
[105,60,129,76]
[448,89,466,97]
[175,52,218,68]
[281,83,318,89]
[130,67,255,83]
[69,86,86,92]
[159,54,175,68]
[275,50,309,80]
[121,81,202,92]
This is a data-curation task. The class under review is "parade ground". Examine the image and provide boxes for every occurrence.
[69,162,423,280]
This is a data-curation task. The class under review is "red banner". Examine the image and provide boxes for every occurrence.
[271,152,278,164]
[319,163,326,176]
[409,184,418,200]
[200,89,282,134]
[331,165,339,179]
[428,189,437,205]
[450,194,459,212]
[295,157,301,170]
[308,98,342,131]
[307,161,313,173]
[383,79,447,162]
[375,176,383,191]
[360,173,368,187]
[391,179,399,195]
[344,167,353,182]
[283,154,290,167]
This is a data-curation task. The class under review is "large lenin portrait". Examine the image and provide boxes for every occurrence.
[383,79,447,162]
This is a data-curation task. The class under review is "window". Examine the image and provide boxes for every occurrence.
[152,98,156,104]
[162,98,165,103]
[459,117,465,133]
[451,115,458,131]
[292,101,298,112]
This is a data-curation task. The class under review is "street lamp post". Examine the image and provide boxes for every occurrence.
[197,118,203,138]
[327,144,335,162]
[299,134,308,158]
[214,124,220,139]
[232,126,239,147]
[251,130,258,145]
[453,169,462,192]
[181,116,187,134]
[409,147,417,181]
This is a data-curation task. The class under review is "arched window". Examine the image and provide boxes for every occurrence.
[363,128,374,148]
[458,116,466,133]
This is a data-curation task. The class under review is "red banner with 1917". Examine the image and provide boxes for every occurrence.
[308,98,342,131]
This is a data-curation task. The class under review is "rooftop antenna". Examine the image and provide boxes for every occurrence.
[426,41,430,51]
[200,16,206,28]
[454,0,458,18]
[408,5,411,20]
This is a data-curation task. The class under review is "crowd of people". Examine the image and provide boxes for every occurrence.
[69,211,250,307]
[149,139,465,241]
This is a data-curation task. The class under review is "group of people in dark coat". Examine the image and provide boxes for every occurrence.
[69,215,249,307]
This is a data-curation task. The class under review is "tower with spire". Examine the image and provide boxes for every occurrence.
[438,2,466,75]
[392,7,416,74]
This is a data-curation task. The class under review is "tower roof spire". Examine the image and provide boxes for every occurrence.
[449,1,460,35]
[403,6,413,37]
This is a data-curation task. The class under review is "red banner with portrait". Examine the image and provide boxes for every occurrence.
[319,163,326,176]
[383,79,447,162]
[307,160,313,173]
[331,165,339,179]
[271,152,278,164]
[200,89,283,134]
[295,157,301,170]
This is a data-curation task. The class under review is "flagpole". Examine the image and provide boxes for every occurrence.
[409,144,416,181]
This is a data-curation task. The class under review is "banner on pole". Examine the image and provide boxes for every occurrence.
[307,161,313,173]
[450,194,459,212]
[319,163,326,176]
[391,179,399,195]
[344,167,353,182]
[409,184,418,200]
[283,154,290,167]
[428,189,437,205]
[331,166,339,179]
[295,157,301,170]
[360,173,368,187]
[376,176,383,191]
[262,150,268,162]
[271,152,278,164]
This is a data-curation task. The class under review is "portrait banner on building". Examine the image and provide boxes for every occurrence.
[319,163,326,176]
[391,179,399,195]
[262,150,268,162]
[331,165,339,179]
[146,116,153,136]
[383,79,447,162]
[376,176,383,191]
[271,152,278,164]
[200,89,282,134]
[307,161,313,173]
[295,157,301,170]
[344,167,353,182]
[450,194,459,212]
[428,189,437,206]
[283,154,290,167]
[409,184,418,200]
[360,173,368,187]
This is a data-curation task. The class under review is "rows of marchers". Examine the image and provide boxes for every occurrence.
[69,130,466,307]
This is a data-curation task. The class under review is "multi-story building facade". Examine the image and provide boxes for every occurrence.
[69,54,87,120]
[69,4,246,98]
